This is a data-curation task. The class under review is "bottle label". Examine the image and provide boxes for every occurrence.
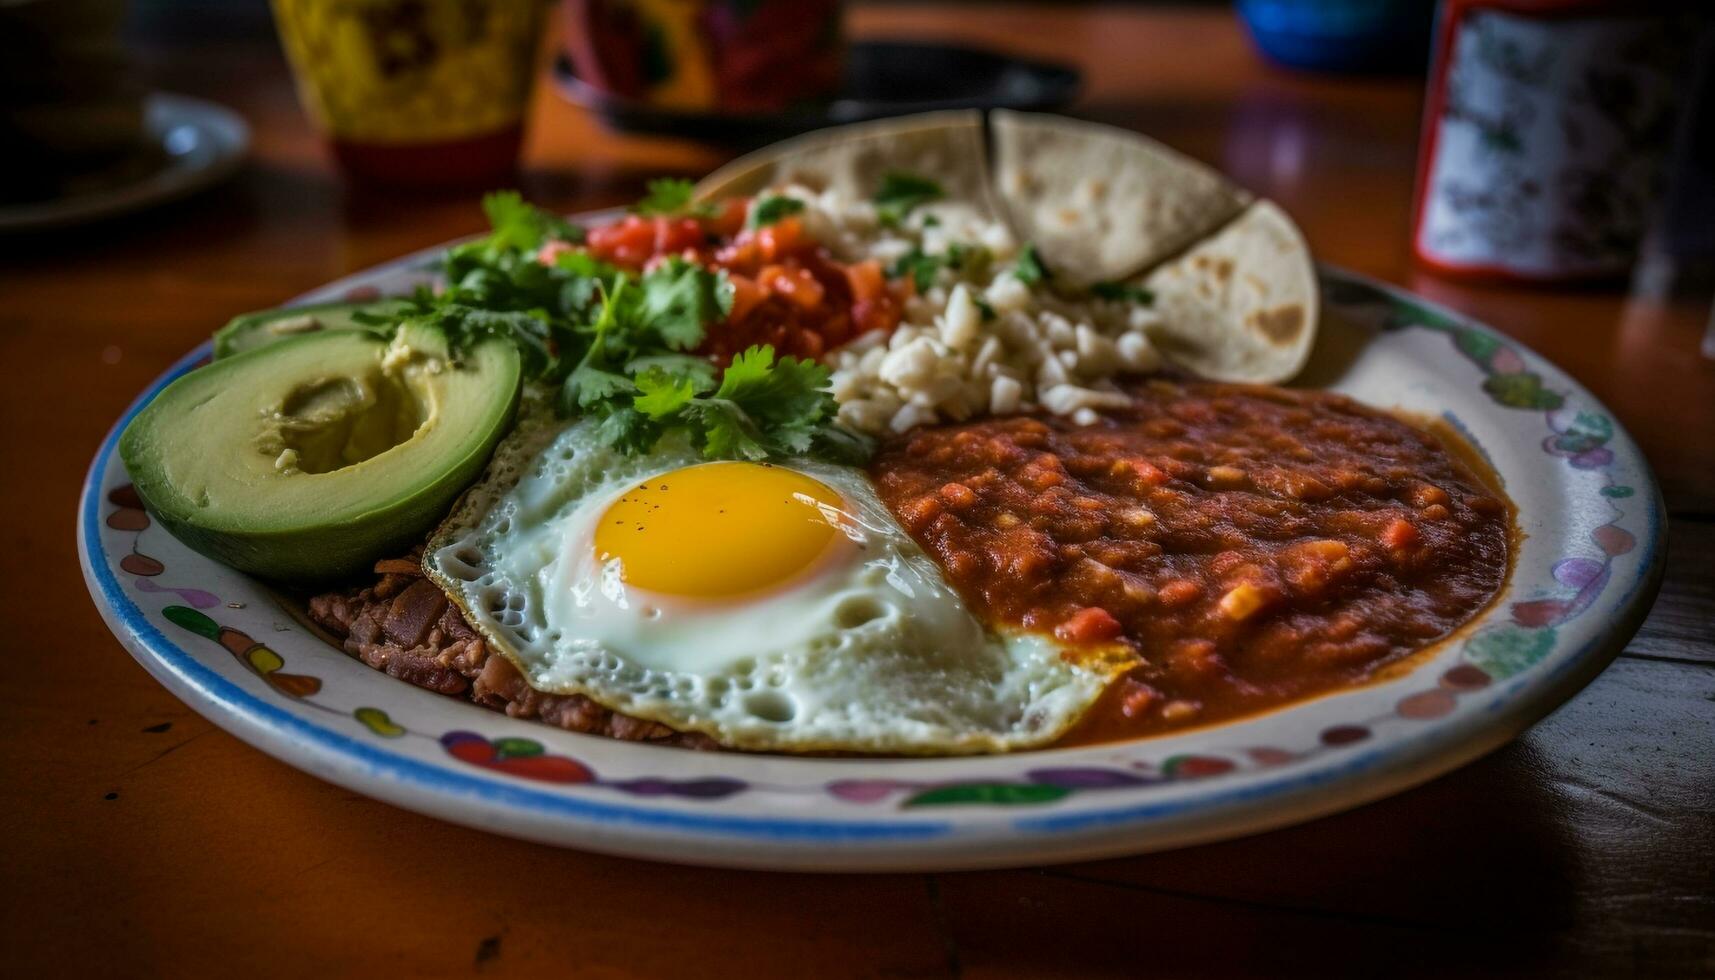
[1416,8,1684,278]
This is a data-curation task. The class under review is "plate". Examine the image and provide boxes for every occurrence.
[0,93,249,234]
[552,41,1080,147]
[78,235,1664,870]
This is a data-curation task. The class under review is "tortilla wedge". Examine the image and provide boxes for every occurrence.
[693,110,1317,384]
[693,109,997,218]
[1140,200,1318,384]
[989,110,1251,286]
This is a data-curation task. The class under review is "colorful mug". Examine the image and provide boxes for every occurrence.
[272,0,547,186]
[564,0,844,114]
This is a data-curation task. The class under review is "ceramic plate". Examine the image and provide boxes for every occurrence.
[79,232,1664,871]
[1,93,249,234]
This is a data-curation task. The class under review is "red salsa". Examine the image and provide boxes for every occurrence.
[555,200,905,363]
[870,380,1512,740]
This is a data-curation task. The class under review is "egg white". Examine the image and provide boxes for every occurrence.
[424,402,1124,754]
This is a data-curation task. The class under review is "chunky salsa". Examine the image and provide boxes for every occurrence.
[870,380,1512,739]
[556,201,905,363]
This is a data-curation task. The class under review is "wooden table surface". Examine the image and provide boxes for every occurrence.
[4,6,1712,977]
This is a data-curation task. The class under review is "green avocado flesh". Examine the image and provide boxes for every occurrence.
[120,324,521,583]
[212,300,411,360]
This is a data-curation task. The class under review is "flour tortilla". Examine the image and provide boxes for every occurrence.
[990,110,1251,286]
[693,109,997,218]
[1140,200,1318,384]
[694,110,1315,383]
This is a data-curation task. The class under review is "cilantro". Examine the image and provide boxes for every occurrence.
[632,177,718,218]
[634,259,733,351]
[632,368,701,418]
[624,352,718,391]
[679,346,844,460]
[972,295,997,323]
[1013,242,1047,285]
[481,190,582,250]
[888,243,991,292]
[579,343,862,463]
[945,242,991,278]
[354,181,866,465]
[890,249,941,292]
[1092,282,1156,305]
[749,195,805,229]
[873,172,943,227]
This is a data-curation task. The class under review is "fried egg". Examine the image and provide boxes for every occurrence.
[424,405,1125,754]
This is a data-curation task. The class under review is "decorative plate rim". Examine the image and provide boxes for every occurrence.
[78,256,1665,871]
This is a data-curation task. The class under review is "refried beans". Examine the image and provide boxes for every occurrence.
[869,379,1511,739]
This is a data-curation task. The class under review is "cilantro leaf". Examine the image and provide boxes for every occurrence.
[564,362,634,411]
[634,258,729,351]
[594,407,660,456]
[1092,281,1156,305]
[482,191,581,251]
[632,368,700,419]
[624,352,719,391]
[632,178,718,218]
[873,172,943,226]
[888,243,990,292]
[1013,242,1047,285]
[945,242,991,278]
[683,399,770,460]
[890,249,941,292]
[972,295,997,323]
[749,195,805,229]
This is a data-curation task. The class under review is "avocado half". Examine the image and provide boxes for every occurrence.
[120,323,521,583]
[212,299,412,360]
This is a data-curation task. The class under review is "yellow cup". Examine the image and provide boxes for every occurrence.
[271,0,547,185]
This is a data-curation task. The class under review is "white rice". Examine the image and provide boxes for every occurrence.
[769,185,1165,436]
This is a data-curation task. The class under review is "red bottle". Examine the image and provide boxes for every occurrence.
[1411,0,1696,283]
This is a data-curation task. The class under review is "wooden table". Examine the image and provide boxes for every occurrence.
[4,6,1711,977]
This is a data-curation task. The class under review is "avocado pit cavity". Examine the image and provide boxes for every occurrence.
[260,368,429,475]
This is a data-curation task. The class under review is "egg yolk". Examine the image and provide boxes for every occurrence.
[594,461,847,599]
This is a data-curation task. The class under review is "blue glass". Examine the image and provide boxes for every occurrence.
[1238,0,1437,74]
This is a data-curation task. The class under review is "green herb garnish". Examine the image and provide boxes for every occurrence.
[890,249,941,292]
[377,188,864,464]
[888,243,990,292]
[1092,282,1155,304]
[748,195,805,229]
[632,177,719,218]
[621,345,869,461]
[482,190,583,250]
[1013,242,1047,285]
[873,172,943,227]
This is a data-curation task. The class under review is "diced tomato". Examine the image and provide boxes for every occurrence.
[1056,606,1124,644]
[653,216,706,256]
[844,259,885,303]
[536,240,576,265]
[753,216,802,262]
[707,197,747,238]
[580,197,903,363]
[725,274,766,324]
[1380,518,1420,551]
[760,265,825,310]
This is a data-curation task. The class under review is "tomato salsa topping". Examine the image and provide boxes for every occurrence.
[870,380,1512,740]
[571,199,905,363]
